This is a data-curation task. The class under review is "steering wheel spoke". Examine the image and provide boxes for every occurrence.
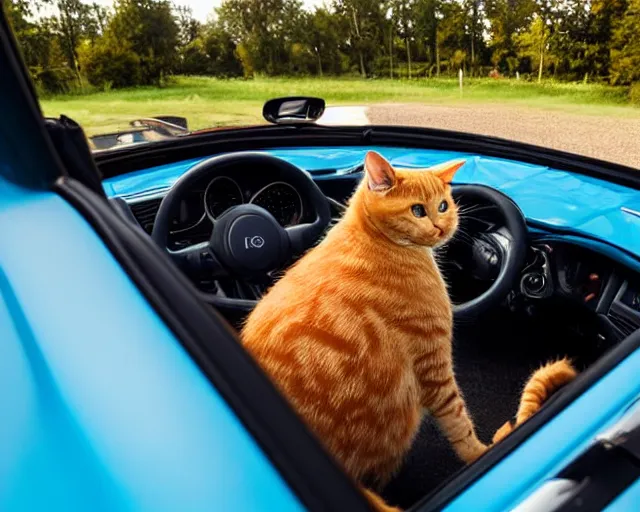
[170,242,228,278]
[286,224,317,254]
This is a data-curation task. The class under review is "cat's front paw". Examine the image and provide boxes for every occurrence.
[459,439,489,464]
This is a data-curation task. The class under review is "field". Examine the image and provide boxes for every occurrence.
[39,75,638,133]
[39,76,640,168]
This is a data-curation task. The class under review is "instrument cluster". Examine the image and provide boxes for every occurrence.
[166,173,307,239]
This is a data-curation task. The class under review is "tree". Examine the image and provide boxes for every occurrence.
[175,5,201,46]
[531,1,560,81]
[78,34,142,87]
[412,0,470,77]
[485,0,536,73]
[464,0,483,76]
[588,0,628,80]
[414,0,439,74]
[547,0,591,80]
[391,0,417,78]
[90,2,109,34]
[333,0,386,77]
[5,0,640,88]
[202,23,244,77]
[55,0,102,82]
[6,1,78,92]
[516,16,553,79]
[306,7,348,76]
[108,0,179,84]
[173,4,209,75]
[610,0,640,85]
[216,0,308,75]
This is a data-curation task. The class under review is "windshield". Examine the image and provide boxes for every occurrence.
[6,0,640,168]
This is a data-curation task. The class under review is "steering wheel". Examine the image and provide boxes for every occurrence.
[151,155,525,318]
[448,184,528,319]
[151,152,331,308]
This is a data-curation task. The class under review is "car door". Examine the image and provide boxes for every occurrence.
[0,11,370,512]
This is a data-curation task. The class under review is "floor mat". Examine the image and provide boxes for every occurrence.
[380,309,597,509]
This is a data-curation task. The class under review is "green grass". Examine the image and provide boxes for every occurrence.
[39,75,639,136]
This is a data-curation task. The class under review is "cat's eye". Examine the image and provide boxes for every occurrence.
[438,200,448,213]
[411,204,427,218]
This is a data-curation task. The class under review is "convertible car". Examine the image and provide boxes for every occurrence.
[3,12,640,512]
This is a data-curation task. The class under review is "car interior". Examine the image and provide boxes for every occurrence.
[100,143,640,509]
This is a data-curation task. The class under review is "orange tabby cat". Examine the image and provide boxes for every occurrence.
[493,358,577,443]
[241,151,486,509]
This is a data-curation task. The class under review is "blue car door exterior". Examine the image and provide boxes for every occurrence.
[0,166,305,512]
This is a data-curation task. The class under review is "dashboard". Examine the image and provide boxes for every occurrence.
[515,240,640,342]
[128,166,313,250]
[116,148,640,345]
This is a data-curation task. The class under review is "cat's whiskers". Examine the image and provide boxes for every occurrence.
[457,204,497,219]
[448,228,476,247]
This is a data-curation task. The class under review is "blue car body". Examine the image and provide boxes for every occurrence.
[0,174,304,512]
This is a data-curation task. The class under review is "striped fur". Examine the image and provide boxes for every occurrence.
[241,151,486,510]
[493,358,578,443]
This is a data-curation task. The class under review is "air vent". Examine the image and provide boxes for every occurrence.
[129,198,162,234]
[608,309,639,338]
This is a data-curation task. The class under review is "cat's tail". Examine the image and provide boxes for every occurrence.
[360,487,403,512]
[493,357,578,443]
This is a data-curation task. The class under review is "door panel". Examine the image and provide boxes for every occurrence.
[0,175,303,511]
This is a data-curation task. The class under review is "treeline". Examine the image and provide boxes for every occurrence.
[6,0,640,95]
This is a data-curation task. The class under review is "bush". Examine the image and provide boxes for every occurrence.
[179,39,210,75]
[235,43,254,79]
[79,39,141,89]
[202,28,243,78]
[630,83,640,106]
[32,66,77,94]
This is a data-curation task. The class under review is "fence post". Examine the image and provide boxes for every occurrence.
[459,68,463,97]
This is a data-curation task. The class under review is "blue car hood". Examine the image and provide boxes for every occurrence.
[103,146,640,259]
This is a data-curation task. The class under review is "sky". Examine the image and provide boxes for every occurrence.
[86,0,328,23]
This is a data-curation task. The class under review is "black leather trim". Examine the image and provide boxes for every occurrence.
[109,197,144,230]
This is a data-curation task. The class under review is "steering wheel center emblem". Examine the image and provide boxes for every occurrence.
[245,235,265,249]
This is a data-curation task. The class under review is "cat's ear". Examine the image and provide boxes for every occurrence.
[365,151,396,192]
[431,159,466,184]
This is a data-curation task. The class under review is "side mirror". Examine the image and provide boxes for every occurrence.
[263,97,325,125]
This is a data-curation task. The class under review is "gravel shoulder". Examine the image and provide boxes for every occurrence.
[367,103,640,169]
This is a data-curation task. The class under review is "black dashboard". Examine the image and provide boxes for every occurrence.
[128,165,314,250]
[515,241,640,342]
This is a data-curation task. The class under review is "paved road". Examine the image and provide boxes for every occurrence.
[319,106,370,126]
[367,103,640,169]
